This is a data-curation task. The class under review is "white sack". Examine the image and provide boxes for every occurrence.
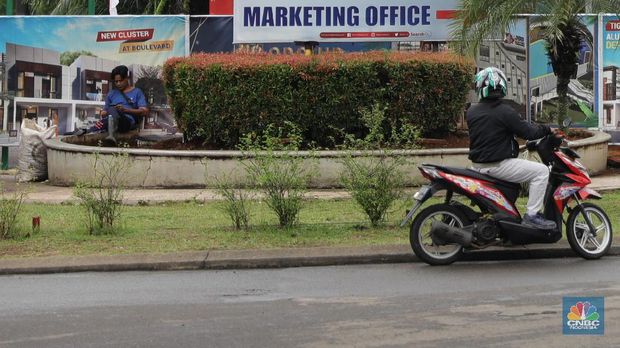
[16,119,57,182]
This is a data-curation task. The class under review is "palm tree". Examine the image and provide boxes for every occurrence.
[21,0,189,15]
[453,0,620,128]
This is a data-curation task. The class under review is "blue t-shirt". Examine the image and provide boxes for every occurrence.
[105,88,148,113]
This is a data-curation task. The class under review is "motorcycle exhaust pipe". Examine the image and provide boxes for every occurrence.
[430,221,473,247]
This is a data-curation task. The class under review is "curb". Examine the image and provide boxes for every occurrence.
[0,244,618,275]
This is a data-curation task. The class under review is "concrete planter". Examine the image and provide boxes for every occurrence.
[45,131,611,188]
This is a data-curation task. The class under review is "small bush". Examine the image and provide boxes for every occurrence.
[240,122,315,228]
[0,183,27,239]
[339,105,408,226]
[214,175,252,230]
[342,103,421,150]
[340,155,406,226]
[73,152,130,235]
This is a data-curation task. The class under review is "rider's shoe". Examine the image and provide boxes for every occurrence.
[522,212,556,230]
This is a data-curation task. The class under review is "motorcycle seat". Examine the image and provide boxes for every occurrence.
[423,164,521,190]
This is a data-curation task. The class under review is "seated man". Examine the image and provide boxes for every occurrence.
[73,65,149,146]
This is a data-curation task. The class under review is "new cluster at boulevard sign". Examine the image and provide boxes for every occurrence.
[97,28,174,53]
[233,0,459,43]
[0,16,186,67]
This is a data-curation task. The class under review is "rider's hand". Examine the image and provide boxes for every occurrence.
[551,128,564,137]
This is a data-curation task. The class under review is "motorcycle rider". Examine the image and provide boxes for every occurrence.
[467,67,556,230]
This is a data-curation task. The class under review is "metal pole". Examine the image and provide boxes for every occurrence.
[6,0,14,15]
[1,147,8,170]
[3,100,8,131]
[88,0,95,15]
[3,0,14,170]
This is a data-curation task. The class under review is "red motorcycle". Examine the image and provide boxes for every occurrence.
[401,132,613,265]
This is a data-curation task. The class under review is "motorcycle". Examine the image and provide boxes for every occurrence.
[401,131,613,265]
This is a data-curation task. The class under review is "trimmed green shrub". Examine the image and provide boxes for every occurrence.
[164,51,473,149]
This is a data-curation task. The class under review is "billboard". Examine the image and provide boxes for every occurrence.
[602,15,620,130]
[233,0,459,43]
[529,16,597,127]
[0,15,187,133]
[474,19,529,118]
[191,15,392,54]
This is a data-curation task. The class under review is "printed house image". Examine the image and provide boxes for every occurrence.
[71,55,117,101]
[5,43,67,100]
[3,43,74,132]
[602,65,620,129]
[475,30,528,116]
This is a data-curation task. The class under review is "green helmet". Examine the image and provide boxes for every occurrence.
[475,67,507,99]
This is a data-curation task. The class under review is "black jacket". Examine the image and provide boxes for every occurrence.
[466,99,551,163]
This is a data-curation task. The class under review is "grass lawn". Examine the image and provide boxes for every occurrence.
[1,192,618,259]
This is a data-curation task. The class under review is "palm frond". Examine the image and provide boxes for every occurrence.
[590,0,620,13]
[452,0,620,57]
[22,0,187,15]
[451,0,537,56]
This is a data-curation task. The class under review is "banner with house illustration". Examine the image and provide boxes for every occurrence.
[529,15,597,127]
[0,16,186,133]
[601,15,620,130]
[474,18,529,118]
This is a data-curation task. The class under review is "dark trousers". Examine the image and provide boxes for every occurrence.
[88,108,136,133]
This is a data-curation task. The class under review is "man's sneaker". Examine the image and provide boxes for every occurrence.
[522,213,556,230]
[72,128,87,136]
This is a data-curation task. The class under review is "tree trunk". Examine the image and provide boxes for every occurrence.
[556,75,571,131]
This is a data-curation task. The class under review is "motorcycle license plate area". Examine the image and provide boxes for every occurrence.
[414,186,431,201]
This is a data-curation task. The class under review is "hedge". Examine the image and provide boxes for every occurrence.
[163,51,473,149]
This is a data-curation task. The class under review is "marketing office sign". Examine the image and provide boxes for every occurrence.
[233,0,459,43]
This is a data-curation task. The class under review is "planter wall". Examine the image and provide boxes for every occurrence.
[45,131,611,188]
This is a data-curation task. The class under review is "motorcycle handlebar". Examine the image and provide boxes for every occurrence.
[526,133,565,151]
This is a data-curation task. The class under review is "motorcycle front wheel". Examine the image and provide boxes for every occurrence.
[410,204,468,266]
[566,203,613,259]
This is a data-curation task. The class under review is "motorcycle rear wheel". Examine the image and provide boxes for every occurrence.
[410,204,468,266]
[566,203,613,259]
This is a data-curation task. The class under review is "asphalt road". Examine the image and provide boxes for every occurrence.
[1,257,619,347]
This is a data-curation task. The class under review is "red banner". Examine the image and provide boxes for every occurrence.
[96,29,155,42]
[435,10,458,19]
[606,20,620,31]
